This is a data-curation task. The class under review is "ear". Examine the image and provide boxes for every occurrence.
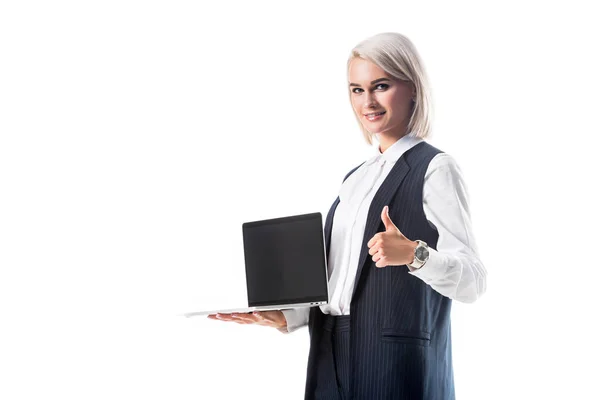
[410,83,417,100]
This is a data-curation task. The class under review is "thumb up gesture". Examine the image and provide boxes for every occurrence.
[367,206,418,268]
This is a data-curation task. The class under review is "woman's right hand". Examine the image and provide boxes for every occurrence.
[207,310,287,330]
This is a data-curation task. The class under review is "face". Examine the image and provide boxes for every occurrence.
[348,57,415,139]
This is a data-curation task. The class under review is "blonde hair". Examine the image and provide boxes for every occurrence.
[347,32,434,144]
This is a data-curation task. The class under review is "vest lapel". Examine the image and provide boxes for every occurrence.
[351,156,411,299]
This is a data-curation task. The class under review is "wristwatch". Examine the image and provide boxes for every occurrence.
[408,240,430,269]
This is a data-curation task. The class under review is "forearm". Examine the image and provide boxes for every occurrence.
[279,307,310,333]
[409,247,487,303]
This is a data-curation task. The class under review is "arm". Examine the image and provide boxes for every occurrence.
[279,307,310,334]
[408,153,487,303]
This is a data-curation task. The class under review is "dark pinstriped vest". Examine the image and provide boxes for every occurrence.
[305,141,454,400]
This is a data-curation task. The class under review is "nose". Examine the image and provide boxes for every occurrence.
[363,92,377,109]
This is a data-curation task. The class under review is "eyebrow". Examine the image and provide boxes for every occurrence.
[349,78,391,87]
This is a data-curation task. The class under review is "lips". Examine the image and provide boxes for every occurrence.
[364,111,386,121]
[364,111,386,117]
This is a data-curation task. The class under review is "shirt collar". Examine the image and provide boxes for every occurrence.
[365,133,423,166]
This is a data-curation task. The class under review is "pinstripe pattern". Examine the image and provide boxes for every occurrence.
[305,142,455,400]
[329,316,351,400]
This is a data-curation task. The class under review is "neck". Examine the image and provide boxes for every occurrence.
[378,131,409,153]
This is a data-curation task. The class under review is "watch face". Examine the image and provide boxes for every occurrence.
[415,246,429,262]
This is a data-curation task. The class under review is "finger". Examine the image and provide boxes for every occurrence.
[252,312,266,320]
[229,314,261,325]
[214,317,239,323]
[232,313,260,323]
[215,313,239,322]
[232,319,254,325]
[368,242,381,256]
[367,233,380,248]
[227,317,252,324]
[375,256,387,268]
[381,206,398,232]
[372,250,382,263]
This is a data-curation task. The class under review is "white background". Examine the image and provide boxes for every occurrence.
[1,1,599,399]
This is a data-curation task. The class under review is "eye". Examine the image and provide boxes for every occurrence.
[375,83,389,90]
[351,87,364,94]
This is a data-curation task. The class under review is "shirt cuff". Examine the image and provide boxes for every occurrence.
[280,308,310,334]
[408,247,448,283]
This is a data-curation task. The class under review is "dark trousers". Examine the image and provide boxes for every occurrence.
[322,314,351,399]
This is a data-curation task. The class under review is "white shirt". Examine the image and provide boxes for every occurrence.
[281,135,487,333]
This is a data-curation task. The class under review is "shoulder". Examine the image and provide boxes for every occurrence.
[403,140,444,167]
[425,152,466,183]
[429,152,460,169]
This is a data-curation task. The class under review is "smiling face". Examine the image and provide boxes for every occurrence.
[348,57,416,141]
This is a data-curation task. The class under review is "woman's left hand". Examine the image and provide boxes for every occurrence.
[367,206,418,268]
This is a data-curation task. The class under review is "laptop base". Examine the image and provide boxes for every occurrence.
[183,300,327,318]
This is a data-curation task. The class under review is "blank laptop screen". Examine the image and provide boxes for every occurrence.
[242,213,328,307]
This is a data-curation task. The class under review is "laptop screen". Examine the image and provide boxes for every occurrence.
[242,212,329,307]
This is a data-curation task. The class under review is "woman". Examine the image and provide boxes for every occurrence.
[209,32,486,400]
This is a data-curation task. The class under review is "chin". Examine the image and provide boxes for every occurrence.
[368,124,388,134]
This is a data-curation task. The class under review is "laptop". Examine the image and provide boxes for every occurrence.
[184,212,329,317]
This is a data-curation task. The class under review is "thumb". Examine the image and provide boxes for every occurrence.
[381,206,398,232]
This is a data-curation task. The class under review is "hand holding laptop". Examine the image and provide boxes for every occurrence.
[207,311,287,329]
